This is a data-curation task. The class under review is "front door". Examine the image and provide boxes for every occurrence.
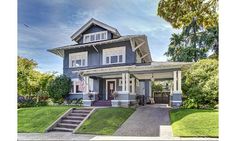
[107,81,115,100]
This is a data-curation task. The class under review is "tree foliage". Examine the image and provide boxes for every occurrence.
[47,75,71,103]
[182,59,218,108]
[18,56,38,96]
[157,0,218,29]
[165,25,218,61]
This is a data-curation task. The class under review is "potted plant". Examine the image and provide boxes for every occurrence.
[112,91,118,100]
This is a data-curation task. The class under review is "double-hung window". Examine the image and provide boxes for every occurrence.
[69,52,88,68]
[83,31,107,43]
[102,47,126,65]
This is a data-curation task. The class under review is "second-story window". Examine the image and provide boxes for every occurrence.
[102,47,126,65]
[69,52,88,68]
[83,31,107,43]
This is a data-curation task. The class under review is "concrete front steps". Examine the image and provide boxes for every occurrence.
[46,108,94,133]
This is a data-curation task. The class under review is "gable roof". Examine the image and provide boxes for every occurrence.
[71,18,121,42]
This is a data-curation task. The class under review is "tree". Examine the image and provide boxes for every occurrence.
[157,0,218,29]
[47,75,71,103]
[182,59,218,108]
[17,56,38,97]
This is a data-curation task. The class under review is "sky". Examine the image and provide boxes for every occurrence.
[18,0,179,74]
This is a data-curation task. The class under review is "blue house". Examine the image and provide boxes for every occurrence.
[48,18,190,107]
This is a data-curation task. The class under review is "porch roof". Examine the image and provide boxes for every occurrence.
[74,61,192,77]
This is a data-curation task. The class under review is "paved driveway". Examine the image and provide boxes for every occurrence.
[114,104,171,136]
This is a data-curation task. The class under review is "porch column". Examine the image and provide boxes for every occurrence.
[125,73,130,92]
[122,73,126,91]
[131,78,135,94]
[178,71,182,92]
[173,71,177,91]
[73,80,76,93]
[85,76,89,93]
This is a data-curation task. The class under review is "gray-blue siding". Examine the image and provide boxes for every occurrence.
[78,25,113,44]
[63,40,136,78]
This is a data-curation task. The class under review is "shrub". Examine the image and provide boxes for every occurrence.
[18,98,36,108]
[47,75,71,103]
[182,59,218,109]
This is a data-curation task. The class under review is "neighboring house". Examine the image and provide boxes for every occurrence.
[48,18,190,107]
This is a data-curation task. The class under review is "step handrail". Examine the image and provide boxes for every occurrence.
[45,108,74,132]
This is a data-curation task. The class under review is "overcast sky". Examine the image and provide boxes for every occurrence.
[18,0,179,74]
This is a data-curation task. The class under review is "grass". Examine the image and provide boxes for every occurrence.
[170,108,218,137]
[18,106,80,133]
[76,107,135,135]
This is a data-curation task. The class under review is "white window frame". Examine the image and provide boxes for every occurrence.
[83,31,108,43]
[69,52,88,68]
[102,46,126,65]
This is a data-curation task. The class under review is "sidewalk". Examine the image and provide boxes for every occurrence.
[18,133,218,141]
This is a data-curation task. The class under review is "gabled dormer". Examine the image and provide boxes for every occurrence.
[71,18,121,44]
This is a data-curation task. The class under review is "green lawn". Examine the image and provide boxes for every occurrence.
[170,109,218,137]
[77,107,135,135]
[18,106,79,133]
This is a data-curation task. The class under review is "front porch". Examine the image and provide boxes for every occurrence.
[74,62,189,107]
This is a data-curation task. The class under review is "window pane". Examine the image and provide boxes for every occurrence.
[101,33,105,39]
[91,35,95,41]
[72,60,75,67]
[82,59,85,66]
[106,57,109,64]
[119,55,123,62]
[85,36,89,42]
[76,60,81,66]
[111,56,118,63]
[96,34,100,40]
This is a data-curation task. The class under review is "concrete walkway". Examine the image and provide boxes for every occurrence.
[114,104,172,137]
[18,133,218,141]
[18,132,95,141]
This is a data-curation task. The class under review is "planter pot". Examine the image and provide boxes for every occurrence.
[83,100,92,107]
[111,100,120,107]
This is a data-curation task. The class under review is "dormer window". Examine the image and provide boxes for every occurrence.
[83,31,108,43]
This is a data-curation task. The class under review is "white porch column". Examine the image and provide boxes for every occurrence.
[85,76,89,93]
[131,78,135,94]
[178,71,182,92]
[73,80,76,93]
[125,73,130,92]
[173,71,177,91]
[122,73,126,91]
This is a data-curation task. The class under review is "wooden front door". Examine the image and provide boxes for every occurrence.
[107,81,115,100]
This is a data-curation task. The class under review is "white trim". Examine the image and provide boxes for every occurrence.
[71,18,120,40]
[125,73,130,92]
[131,78,135,94]
[102,46,126,65]
[69,51,88,68]
[105,79,117,100]
[173,71,177,91]
[134,41,145,51]
[171,100,182,103]
[178,71,182,92]
[122,73,126,91]
[83,31,108,43]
